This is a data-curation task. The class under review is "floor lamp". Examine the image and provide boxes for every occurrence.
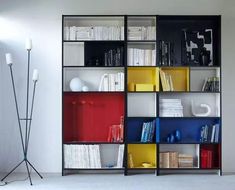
[1,39,43,185]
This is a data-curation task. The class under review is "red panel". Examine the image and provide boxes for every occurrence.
[200,144,221,169]
[63,92,124,142]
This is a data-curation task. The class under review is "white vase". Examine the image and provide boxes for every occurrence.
[69,77,83,91]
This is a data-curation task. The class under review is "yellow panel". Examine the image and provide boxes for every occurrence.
[127,67,159,91]
[128,144,157,168]
[161,67,189,91]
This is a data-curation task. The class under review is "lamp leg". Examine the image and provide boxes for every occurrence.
[25,50,31,154]
[25,81,37,154]
[9,65,25,154]
[1,160,24,182]
[27,160,43,179]
[25,160,32,185]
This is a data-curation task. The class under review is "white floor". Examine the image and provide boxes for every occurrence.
[1,173,235,190]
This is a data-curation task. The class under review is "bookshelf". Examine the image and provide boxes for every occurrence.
[62,15,221,176]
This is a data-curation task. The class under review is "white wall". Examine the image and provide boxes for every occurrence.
[0,0,234,173]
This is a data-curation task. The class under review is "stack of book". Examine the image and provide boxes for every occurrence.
[159,69,174,91]
[128,27,156,40]
[199,124,220,143]
[159,99,183,117]
[201,149,213,168]
[128,48,156,66]
[98,72,124,91]
[64,26,124,41]
[159,152,178,168]
[202,77,220,92]
[104,47,124,66]
[140,120,156,142]
[178,154,194,168]
[64,145,101,168]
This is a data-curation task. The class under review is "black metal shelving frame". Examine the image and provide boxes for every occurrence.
[62,15,221,176]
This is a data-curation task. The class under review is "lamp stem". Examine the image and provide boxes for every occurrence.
[9,65,25,153]
[25,50,30,156]
[25,81,37,154]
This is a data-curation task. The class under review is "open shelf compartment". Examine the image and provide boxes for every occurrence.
[127,67,159,92]
[63,92,124,143]
[127,144,157,169]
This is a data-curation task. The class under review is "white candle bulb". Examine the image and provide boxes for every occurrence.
[6,53,13,65]
[32,69,39,81]
[25,38,32,50]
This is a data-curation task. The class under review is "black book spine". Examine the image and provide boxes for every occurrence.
[159,40,162,66]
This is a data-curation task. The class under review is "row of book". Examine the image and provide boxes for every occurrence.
[159,99,184,117]
[159,41,174,66]
[64,145,101,168]
[128,27,156,40]
[64,26,124,41]
[160,152,194,168]
[199,124,220,143]
[128,48,156,66]
[159,69,174,91]
[140,120,156,142]
[64,145,124,168]
[202,77,220,92]
[104,47,124,66]
[201,149,213,168]
[98,72,124,91]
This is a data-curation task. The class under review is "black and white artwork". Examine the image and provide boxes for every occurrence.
[182,29,213,66]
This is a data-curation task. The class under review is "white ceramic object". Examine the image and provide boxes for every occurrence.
[191,100,211,117]
[82,86,89,92]
[69,77,83,91]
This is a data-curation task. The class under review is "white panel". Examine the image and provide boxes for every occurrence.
[64,42,84,66]
[128,93,156,117]
[100,144,119,168]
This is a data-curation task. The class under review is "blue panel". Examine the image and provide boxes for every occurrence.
[156,118,160,143]
[127,118,156,142]
[159,118,220,143]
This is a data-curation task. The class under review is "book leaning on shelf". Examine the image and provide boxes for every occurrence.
[98,72,124,91]
[201,77,220,92]
[140,120,156,142]
[159,69,174,91]
[199,123,220,143]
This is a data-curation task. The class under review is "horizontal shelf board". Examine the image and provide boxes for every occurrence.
[159,168,220,170]
[158,117,221,119]
[64,142,124,145]
[63,66,125,68]
[127,91,158,93]
[64,168,125,170]
[159,91,220,93]
[127,66,157,68]
[159,142,220,145]
[159,66,220,68]
[127,117,157,119]
[63,40,124,43]
[127,40,156,43]
[63,91,124,93]
[127,142,156,144]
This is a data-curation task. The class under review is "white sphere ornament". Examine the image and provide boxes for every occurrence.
[70,77,83,91]
[82,86,89,92]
